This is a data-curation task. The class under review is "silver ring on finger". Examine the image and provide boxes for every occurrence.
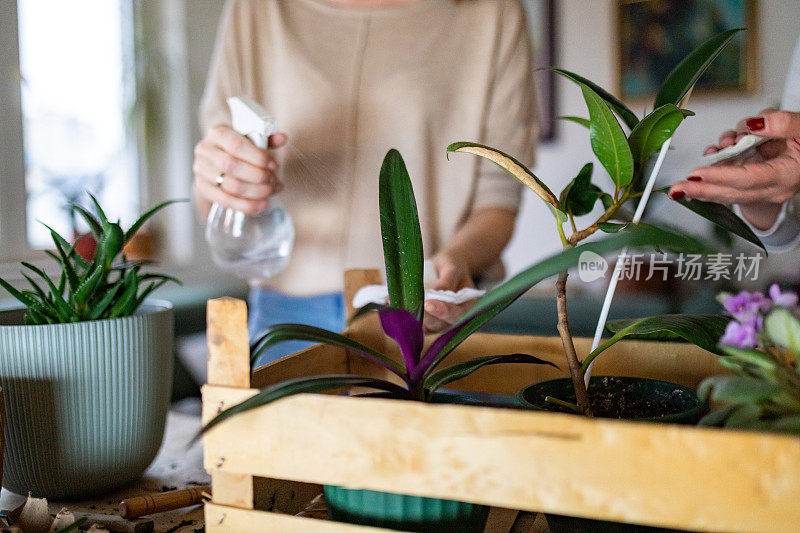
[215,173,225,188]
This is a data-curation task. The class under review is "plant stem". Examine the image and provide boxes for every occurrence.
[555,271,592,415]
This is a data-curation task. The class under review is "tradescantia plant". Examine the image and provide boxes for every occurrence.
[0,194,183,324]
[447,29,764,415]
[698,286,800,433]
[200,146,713,436]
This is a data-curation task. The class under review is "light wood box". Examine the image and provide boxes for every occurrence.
[201,270,800,532]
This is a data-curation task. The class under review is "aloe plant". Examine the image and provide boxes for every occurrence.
[699,286,800,433]
[0,194,184,324]
[447,29,763,415]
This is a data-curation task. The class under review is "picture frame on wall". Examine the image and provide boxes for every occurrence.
[523,0,557,141]
[617,0,758,101]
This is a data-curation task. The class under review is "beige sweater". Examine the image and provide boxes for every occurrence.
[200,0,538,294]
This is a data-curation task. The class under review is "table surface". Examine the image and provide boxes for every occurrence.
[0,399,209,532]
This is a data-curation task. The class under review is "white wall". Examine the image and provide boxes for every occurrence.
[503,0,800,284]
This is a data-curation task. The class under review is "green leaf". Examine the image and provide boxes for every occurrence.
[558,115,591,128]
[665,193,766,252]
[71,204,103,237]
[628,104,685,169]
[580,83,634,188]
[447,142,559,209]
[654,29,745,108]
[582,314,730,371]
[427,223,712,371]
[559,163,603,216]
[719,345,777,370]
[697,375,779,405]
[548,68,639,130]
[87,192,109,227]
[597,222,625,233]
[379,149,425,320]
[88,281,125,320]
[108,269,140,318]
[423,353,556,393]
[197,375,410,440]
[764,308,800,359]
[21,262,74,322]
[699,404,738,427]
[39,221,90,270]
[251,323,406,377]
[124,199,186,243]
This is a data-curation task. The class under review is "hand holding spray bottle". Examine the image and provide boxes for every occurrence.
[205,97,295,279]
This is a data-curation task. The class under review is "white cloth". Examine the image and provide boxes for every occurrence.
[736,34,800,252]
[352,285,485,310]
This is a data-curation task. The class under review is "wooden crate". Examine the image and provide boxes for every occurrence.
[202,270,800,532]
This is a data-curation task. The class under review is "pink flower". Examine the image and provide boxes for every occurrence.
[769,284,798,308]
[722,291,771,321]
[720,320,759,348]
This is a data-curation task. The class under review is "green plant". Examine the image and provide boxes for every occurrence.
[200,146,710,436]
[699,286,800,432]
[0,194,183,324]
[447,29,763,415]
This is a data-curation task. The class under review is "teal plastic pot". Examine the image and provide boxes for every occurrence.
[0,301,173,499]
[323,392,489,532]
[518,376,702,532]
[517,376,705,423]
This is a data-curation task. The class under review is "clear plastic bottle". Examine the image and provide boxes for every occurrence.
[204,97,295,279]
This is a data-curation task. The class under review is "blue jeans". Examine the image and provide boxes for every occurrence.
[248,289,345,368]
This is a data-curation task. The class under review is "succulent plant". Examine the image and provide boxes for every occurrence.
[699,286,800,433]
[0,194,184,324]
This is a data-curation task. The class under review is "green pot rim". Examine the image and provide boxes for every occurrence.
[517,376,706,423]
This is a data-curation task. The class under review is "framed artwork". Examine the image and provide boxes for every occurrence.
[523,0,557,141]
[617,0,758,101]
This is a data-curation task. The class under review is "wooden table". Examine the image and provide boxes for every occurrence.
[0,399,209,532]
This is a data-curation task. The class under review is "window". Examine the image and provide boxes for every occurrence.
[2,0,140,257]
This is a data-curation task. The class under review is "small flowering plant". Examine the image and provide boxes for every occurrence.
[699,285,800,433]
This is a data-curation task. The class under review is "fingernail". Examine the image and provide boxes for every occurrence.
[746,117,765,131]
[670,190,685,200]
[687,176,702,182]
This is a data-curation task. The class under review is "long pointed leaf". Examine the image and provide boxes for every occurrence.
[21,262,73,321]
[251,323,406,377]
[423,353,556,393]
[580,83,634,188]
[548,68,639,130]
[197,375,410,440]
[0,276,41,308]
[379,149,425,319]
[124,199,187,242]
[71,204,102,237]
[558,115,591,128]
[417,224,713,376]
[378,308,423,375]
[654,29,745,108]
[581,314,731,371]
[447,142,559,209]
[87,192,109,227]
[628,104,685,169]
[659,190,766,252]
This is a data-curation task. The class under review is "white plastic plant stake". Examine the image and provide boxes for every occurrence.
[585,136,674,386]
[205,97,295,279]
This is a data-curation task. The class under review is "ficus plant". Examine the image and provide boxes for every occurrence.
[0,194,184,324]
[447,28,764,415]
[201,145,713,436]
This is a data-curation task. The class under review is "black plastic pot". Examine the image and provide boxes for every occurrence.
[518,376,704,532]
[323,391,490,533]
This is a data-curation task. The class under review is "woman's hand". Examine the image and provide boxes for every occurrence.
[422,253,477,334]
[668,109,800,230]
[193,125,288,216]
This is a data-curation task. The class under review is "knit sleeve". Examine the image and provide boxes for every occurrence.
[472,0,538,212]
[198,0,245,131]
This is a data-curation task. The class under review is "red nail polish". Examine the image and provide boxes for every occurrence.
[746,117,765,131]
[687,176,702,182]
[670,190,685,200]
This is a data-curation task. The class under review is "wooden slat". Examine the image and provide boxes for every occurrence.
[202,390,800,532]
[204,502,388,532]
[343,269,382,321]
[211,471,254,510]
[207,297,250,388]
[252,343,349,389]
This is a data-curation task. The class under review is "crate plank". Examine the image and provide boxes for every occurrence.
[202,390,800,532]
[204,502,389,532]
[207,298,250,388]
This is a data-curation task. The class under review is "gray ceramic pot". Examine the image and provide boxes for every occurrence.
[0,301,173,499]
